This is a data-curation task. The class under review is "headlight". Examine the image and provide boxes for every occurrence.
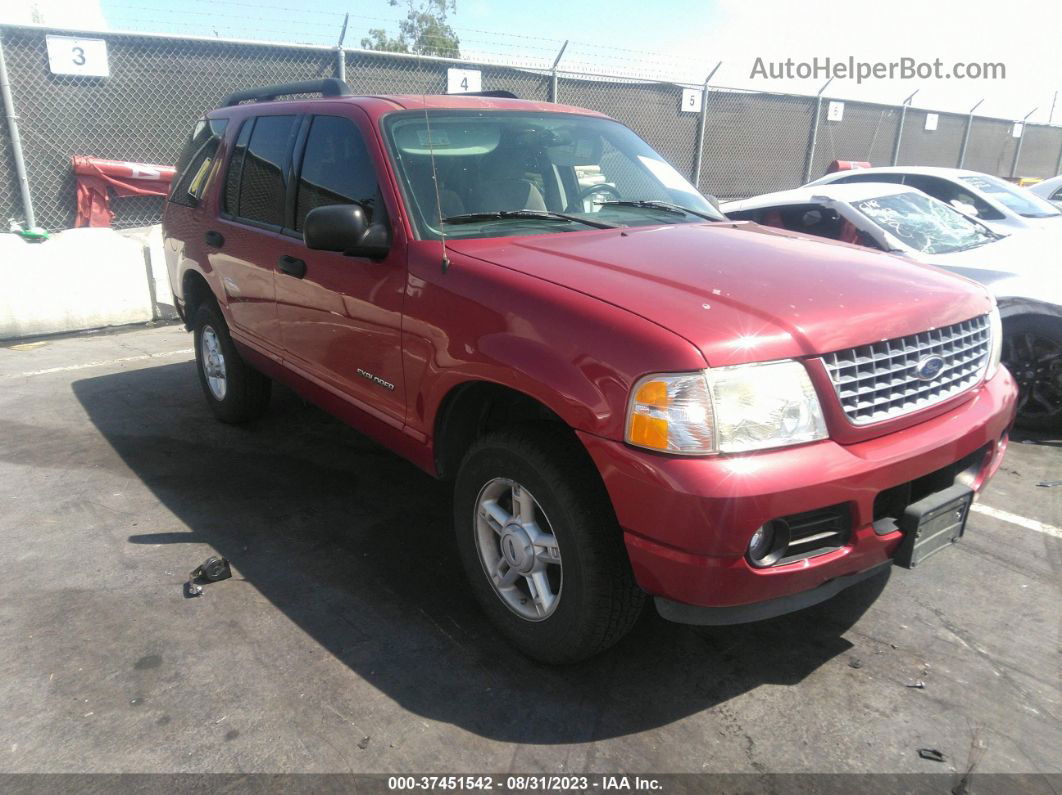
[708,360,828,453]
[625,360,828,455]
[986,305,1002,380]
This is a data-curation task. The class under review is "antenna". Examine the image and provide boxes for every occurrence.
[417,49,450,274]
[422,104,451,274]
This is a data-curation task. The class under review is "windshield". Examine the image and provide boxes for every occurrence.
[382,110,724,240]
[959,174,1061,218]
[853,191,998,254]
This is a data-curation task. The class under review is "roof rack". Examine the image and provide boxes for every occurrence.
[456,90,518,99]
[218,78,353,108]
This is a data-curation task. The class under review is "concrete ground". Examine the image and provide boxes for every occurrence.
[0,325,1059,777]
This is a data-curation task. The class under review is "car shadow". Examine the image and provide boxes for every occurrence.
[68,361,888,744]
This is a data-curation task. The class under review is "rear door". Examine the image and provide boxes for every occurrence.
[274,110,408,426]
[210,113,300,357]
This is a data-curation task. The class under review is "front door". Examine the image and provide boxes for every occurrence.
[274,112,407,426]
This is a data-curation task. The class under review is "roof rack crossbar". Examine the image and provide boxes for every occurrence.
[453,90,518,99]
[218,78,353,108]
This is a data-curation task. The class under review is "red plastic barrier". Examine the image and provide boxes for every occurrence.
[826,160,872,174]
[72,156,176,227]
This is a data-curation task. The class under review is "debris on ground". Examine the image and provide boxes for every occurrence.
[848,658,863,669]
[917,748,946,762]
[905,681,926,689]
[183,581,203,598]
[1036,480,1062,488]
[358,736,370,750]
[191,556,232,582]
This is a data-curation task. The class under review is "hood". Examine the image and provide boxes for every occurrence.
[448,222,992,367]
[919,229,1062,304]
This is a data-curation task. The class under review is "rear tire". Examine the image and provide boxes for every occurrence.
[1002,316,1062,430]
[192,303,271,423]
[453,425,645,664]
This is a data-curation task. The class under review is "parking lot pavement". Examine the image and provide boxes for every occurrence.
[0,324,1059,776]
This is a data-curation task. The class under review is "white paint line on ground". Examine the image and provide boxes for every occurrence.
[972,503,1062,540]
[3,348,194,378]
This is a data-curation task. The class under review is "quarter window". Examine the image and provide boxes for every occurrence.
[169,118,228,207]
[295,115,380,231]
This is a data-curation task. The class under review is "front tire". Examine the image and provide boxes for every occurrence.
[192,303,271,423]
[453,426,645,664]
[1002,316,1062,430]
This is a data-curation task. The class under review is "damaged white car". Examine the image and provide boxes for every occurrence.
[723,182,1062,429]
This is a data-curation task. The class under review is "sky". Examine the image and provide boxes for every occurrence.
[6,0,1060,123]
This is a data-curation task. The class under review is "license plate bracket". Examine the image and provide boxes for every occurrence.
[894,483,973,569]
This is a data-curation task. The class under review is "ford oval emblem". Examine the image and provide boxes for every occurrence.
[914,355,945,381]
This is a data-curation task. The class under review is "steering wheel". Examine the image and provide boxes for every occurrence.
[576,183,622,208]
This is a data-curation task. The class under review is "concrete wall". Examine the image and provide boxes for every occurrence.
[0,225,174,340]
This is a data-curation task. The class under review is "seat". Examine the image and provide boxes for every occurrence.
[469,151,546,213]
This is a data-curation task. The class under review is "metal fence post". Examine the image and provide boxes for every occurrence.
[335,13,348,82]
[1010,106,1037,178]
[891,89,918,166]
[549,40,568,103]
[802,77,832,184]
[0,31,36,230]
[957,98,983,168]
[691,61,721,190]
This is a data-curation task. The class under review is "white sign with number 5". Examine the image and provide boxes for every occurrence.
[447,68,482,94]
[680,88,703,113]
[46,35,110,77]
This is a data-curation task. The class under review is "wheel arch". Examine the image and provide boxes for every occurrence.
[433,380,579,480]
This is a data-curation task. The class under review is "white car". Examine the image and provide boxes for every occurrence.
[1029,174,1062,210]
[723,182,1062,428]
[806,166,1062,236]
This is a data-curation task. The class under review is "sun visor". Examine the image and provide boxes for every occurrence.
[392,122,501,156]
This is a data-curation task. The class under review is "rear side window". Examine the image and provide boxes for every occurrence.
[224,115,298,226]
[835,173,904,185]
[295,115,380,231]
[223,120,251,216]
[169,118,228,206]
[902,174,1004,221]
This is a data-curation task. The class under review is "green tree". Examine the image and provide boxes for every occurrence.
[361,0,461,58]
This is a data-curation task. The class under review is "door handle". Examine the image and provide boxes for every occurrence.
[277,255,307,279]
[204,230,224,247]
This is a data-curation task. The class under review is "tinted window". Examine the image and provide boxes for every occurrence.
[903,174,1004,220]
[236,115,297,226]
[959,174,1061,218]
[295,115,379,231]
[169,118,228,206]
[835,172,905,185]
[223,120,252,216]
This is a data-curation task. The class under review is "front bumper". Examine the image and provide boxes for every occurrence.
[578,368,1017,618]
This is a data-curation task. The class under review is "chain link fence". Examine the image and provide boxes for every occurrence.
[2,23,1061,232]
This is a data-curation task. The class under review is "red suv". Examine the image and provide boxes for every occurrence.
[163,79,1017,663]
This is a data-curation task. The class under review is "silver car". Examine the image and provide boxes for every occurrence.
[723,182,1062,428]
[1029,175,1062,210]
[806,166,1062,236]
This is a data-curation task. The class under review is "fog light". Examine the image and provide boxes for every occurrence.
[746,519,789,567]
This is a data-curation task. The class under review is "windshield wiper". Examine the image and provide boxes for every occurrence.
[598,200,722,221]
[441,210,616,229]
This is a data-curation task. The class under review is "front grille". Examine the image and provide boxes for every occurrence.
[821,315,990,425]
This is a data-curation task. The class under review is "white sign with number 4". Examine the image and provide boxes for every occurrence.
[46,35,110,77]
[447,68,482,94]
[680,88,703,113]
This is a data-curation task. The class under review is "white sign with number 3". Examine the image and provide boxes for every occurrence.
[680,88,703,113]
[447,68,482,94]
[46,35,110,77]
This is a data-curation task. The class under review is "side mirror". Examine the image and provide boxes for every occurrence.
[304,204,390,260]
